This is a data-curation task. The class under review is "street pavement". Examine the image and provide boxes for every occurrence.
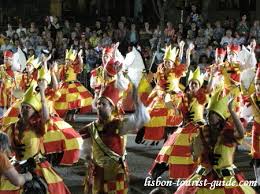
[54,115,257,194]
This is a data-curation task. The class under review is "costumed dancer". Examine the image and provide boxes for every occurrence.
[218,44,242,114]
[79,83,150,194]
[0,50,16,116]
[135,41,192,143]
[54,49,93,121]
[149,67,213,180]
[175,90,256,194]
[1,63,83,166]
[19,55,40,92]
[250,64,260,189]
[0,80,70,194]
[90,45,129,114]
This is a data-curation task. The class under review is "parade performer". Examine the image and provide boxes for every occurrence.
[19,55,40,92]
[79,83,150,194]
[135,42,193,143]
[250,64,260,188]
[90,46,129,114]
[0,80,70,194]
[0,50,16,115]
[149,67,212,180]
[219,44,242,113]
[175,90,256,194]
[1,64,82,166]
[54,49,93,121]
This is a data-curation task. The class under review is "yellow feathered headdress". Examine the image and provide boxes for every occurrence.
[163,45,179,62]
[188,67,204,87]
[38,67,51,84]
[65,48,77,61]
[22,83,42,112]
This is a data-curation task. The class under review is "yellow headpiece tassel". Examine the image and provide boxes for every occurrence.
[65,48,77,61]
[207,89,229,120]
[188,67,204,87]
[31,57,40,69]
[38,67,51,84]
[26,55,35,65]
[22,84,42,112]
[163,45,179,62]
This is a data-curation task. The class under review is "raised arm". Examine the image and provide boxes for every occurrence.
[50,61,59,90]
[120,85,150,135]
[228,96,245,139]
[38,80,50,124]
[186,43,195,68]
[178,41,185,62]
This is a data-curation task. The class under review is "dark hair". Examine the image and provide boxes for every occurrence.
[0,132,10,152]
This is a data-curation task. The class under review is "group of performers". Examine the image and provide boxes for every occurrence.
[0,38,259,194]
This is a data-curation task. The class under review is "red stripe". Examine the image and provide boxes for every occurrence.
[61,128,81,139]
[79,106,92,114]
[169,164,196,179]
[56,94,67,102]
[170,145,192,157]
[166,115,183,126]
[0,191,20,194]
[150,108,168,117]
[8,107,19,117]
[44,140,65,153]
[80,91,93,98]
[55,110,67,118]
[180,123,199,133]
[68,87,79,93]
[48,181,71,194]
[60,150,80,165]
[144,127,165,140]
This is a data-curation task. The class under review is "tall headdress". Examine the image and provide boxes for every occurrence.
[188,67,204,87]
[65,48,77,61]
[163,45,179,62]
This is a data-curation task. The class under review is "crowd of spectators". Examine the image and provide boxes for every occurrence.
[1,5,260,88]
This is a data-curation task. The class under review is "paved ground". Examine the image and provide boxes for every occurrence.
[54,115,258,194]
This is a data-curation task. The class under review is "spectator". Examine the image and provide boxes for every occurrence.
[0,37,13,54]
[204,22,213,41]
[220,29,233,46]
[127,23,139,45]
[6,24,14,38]
[62,20,71,38]
[139,22,153,47]
[250,20,260,43]
[213,20,225,42]
[164,21,175,43]
[236,14,249,36]
[16,22,26,37]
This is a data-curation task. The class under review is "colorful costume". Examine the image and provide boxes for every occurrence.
[175,90,256,194]
[0,85,70,194]
[1,74,83,166]
[90,57,130,114]
[143,46,187,141]
[218,45,242,113]
[79,83,150,194]
[54,49,93,117]
[250,65,260,186]
[149,67,208,179]
[0,51,16,110]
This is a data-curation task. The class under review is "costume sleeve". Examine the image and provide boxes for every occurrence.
[121,102,150,135]
[0,152,12,174]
